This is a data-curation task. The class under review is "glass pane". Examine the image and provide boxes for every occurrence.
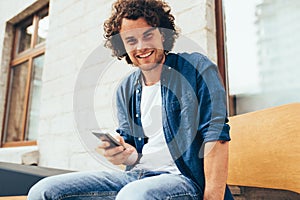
[224,0,300,115]
[17,18,33,53]
[5,62,29,142]
[37,12,49,45]
[26,54,45,141]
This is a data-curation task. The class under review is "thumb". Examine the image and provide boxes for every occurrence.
[116,135,136,153]
[116,135,125,146]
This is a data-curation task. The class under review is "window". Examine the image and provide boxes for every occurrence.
[2,6,49,147]
[221,0,300,115]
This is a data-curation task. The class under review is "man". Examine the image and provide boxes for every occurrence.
[28,0,233,199]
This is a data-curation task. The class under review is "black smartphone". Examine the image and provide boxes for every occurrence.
[92,131,125,149]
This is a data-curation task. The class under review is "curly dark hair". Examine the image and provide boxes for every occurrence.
[104,0,179,64]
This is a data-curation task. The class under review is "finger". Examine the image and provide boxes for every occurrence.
[116,135,127,149]
[123,146,135,154]
[117,135,125,145]
[98,141,110,149]
[103,145,125,157]
[95,146,105,155]
[107,149,134,165]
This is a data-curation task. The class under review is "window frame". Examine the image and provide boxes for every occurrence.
[215,0,236,116]
[1,6,48,148]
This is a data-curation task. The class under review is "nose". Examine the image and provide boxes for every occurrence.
[136,39,145,50]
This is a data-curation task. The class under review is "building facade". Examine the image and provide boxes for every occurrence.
[0,0,219,171]
[256,0,300,92]
[224,0,300,114]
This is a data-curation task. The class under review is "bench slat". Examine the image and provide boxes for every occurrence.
[228,103,300,194]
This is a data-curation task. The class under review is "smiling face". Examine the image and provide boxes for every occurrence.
[120,17,165,72]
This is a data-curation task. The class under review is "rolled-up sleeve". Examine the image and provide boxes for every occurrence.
[196,55,231,143]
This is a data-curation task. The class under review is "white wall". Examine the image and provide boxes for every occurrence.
[0,0,218,171]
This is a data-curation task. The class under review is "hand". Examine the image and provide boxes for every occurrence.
[97,135,137,165]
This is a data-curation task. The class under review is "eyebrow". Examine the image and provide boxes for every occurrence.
[143,27,157,35]
[124,27,157,41]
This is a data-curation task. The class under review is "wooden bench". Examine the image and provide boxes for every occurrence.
[227,103,300,198]
[0,196,27,200]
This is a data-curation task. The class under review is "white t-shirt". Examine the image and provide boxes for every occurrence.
[133,81,180,174]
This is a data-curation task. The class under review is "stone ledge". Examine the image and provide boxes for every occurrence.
[0,162,73,196]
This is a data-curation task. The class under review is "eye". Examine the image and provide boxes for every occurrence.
[144,32,153,40]
[126,38,137,45]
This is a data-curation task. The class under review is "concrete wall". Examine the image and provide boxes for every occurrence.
[0,0,218,171]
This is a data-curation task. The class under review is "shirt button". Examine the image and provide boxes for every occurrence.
[135,114,139,118]
[138,137,142,141]
[168,67,171,70]
[136,89,140,93]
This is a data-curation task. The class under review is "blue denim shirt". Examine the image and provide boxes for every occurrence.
[116,52,231,196]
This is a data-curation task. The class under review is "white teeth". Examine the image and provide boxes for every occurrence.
[138,51,152,58]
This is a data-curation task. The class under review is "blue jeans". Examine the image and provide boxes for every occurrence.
[27,170,201,200]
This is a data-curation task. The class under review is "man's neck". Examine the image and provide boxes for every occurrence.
[142,63,164,86]
[141,54,166,86]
